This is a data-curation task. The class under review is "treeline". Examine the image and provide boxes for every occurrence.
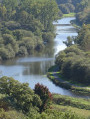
[55,25,90,84]
[0,0,59,60]
[0,76,85,119]
[56,0,88,14]
[76,0,90,25]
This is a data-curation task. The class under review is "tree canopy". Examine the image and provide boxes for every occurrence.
[55,25,90,85]
[0,0,59,60]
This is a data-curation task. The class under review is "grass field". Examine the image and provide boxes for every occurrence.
[62,13,75,17]
[52,104,90,119]
[52,94,90,119]
[53,94,90,110]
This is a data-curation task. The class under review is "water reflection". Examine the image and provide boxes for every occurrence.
[22,60,54,75]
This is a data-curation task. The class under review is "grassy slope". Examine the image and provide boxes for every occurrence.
[0,93,90,119]
[53,94,90,109]
[52,104,90,119]
[0,94,26,119]
[52,94,90,119]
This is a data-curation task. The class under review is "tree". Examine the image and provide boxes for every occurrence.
[0,5,7,20]
[3,34,19,53]
[5,21,20,30]
[59,4,70,14]
[76,25,90,51]
[0,0,59,60]
[34,83,52,112]
[0,47,9,60]
[66,3,75,12]
[17,46,28,56]
[63,36,74,47]
[0,76,42,113]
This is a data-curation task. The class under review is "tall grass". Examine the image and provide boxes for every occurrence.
[53,94,90,110]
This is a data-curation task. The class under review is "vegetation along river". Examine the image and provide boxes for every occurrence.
[0,17,89,98]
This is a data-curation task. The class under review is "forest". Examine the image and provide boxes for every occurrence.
[0,0,89,60]
[0,0,59,60]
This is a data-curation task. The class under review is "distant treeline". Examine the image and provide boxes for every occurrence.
[76,0,90,25]
[0,0,59,60]
[56,0,90,25]
[56,0,88,15]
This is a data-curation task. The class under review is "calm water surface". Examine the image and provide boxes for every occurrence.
[0,17,89,98]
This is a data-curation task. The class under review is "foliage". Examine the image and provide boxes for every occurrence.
[55,45,90,84]
[0,77,88,119]
[39,109,84,119]
[75,25,90,51]
[0,76,42,113]
[75,0,90,25]
[34,83,52,112]
[47,66,90,95]
[0,0,59,60]
[53,94,90,110]
[63,36,74,47]
[52,104,90,119]
[55,24,90,85]
[76,8,90,25]
[42,32,55,43]
[59,4,70,14]
[56,0,88,14]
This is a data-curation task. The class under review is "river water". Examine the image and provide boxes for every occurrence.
[0,17,89,98]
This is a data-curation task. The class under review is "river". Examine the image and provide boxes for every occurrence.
[0,17,89,98]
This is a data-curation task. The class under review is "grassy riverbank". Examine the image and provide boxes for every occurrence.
[47,65,90,95]
[53,94,90,110]
[52,94,90,119]
[62,13,81,29]
[62,13,75,17]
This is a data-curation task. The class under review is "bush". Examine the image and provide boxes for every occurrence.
[5,21,21,30]
[0,76,42,113]
[34,83,52,112]
[42,32,54,43]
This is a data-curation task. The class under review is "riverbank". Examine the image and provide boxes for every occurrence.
[61,12,81,29]
[57,13,75,21]
[70,19,81,29]
[62,13,75,18]
[47,65,90,96]
[62,13,81,30]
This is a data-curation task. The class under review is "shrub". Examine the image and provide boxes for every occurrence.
[34,83,52,112]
